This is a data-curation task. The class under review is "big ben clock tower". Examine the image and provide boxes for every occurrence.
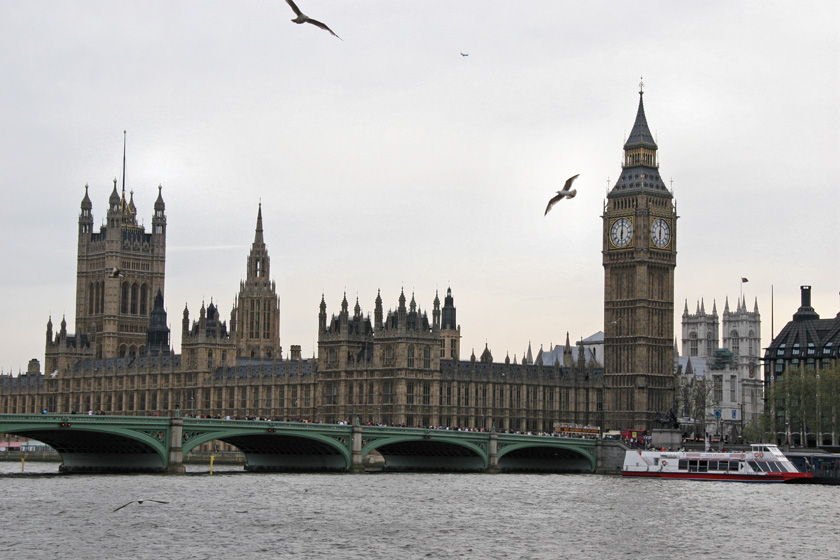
[602,84,677,430]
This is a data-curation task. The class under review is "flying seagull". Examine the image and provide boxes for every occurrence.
[112,499,169,513]
[285,0,342,40]
[544,174,580,215]
[460,52,469,56]
[109,267,124,278]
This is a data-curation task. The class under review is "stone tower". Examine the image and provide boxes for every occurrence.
[602,86,678,430]
[682,299,719,358]
[72,181,166,359]
[721,296,761,378]
[437,287,461,360]
[233,204,282,359]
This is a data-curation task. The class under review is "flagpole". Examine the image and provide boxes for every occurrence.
[121,130,126,195]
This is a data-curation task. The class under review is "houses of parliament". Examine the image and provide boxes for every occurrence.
[0,90,677,432]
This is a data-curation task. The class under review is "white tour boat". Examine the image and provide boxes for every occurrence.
[622,443,812,483]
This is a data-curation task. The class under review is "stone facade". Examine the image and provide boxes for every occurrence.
[1,186,603,433]
[2,90,684,432]
[602,87,678,430]
[677,296,763,440]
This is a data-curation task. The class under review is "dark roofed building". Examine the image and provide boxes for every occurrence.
[763,285,840,446]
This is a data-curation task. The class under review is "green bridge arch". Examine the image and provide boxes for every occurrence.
[0,414,598,473]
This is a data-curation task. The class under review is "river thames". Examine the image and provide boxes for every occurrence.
[2,461,836,559]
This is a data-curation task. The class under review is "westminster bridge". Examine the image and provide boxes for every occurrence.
[0,414,607,474]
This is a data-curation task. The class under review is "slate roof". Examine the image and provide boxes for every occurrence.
[624,91,657,150]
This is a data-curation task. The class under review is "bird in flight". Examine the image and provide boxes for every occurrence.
[109,267,124,278]
[460,52,469,57]
[285,0,342,40]
[112,499,169,513]
[544,174,580,215]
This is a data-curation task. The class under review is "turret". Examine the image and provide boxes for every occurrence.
[79,184,93,236]
[152,185,166,238]
[374,290,383,330]
[319,294,327,333]
[432,290,440,330]
[182,304,190,337]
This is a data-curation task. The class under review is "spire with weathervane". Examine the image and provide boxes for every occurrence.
[233,203,281,359]
[610,78,670,198]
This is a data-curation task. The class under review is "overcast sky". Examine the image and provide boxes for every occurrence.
[1,1,838,372]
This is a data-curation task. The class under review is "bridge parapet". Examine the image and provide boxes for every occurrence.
[0,415,598,474]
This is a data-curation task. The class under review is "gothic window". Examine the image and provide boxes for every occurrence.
[385,345,394,366]
[406,382,415,405]
[121,282,129,314]
[706,332,714,357]
[422,383,431,405]
[713,375,723,404]
[249,299,261,339]
[407,345,415,368]
[730,330,740,356]
[140,284,147,316]
[89,283,95,315]
[263,304,271,339]
[440,339,445,358]
[748,331,755,356]
[689,332,698,357]
[130,283,138,314]
[450,339,456,358]
[99,281,104,314]
[255,259,261,277]
[730,375,737,402]
[424,346,431,368]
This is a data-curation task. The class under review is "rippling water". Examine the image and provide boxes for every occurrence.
[2,461,837,559]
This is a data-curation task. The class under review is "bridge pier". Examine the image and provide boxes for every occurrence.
[349,424,365,473]
[486,431,501,473]
[166,417,186,474]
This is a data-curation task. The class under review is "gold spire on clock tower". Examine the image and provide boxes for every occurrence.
[602,85,677,430]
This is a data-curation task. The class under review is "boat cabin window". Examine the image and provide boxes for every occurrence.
[750,461,783,473]
[683,459,740,472]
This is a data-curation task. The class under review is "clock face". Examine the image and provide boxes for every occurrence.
[651,218,671,248]
[610,218,633,248]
